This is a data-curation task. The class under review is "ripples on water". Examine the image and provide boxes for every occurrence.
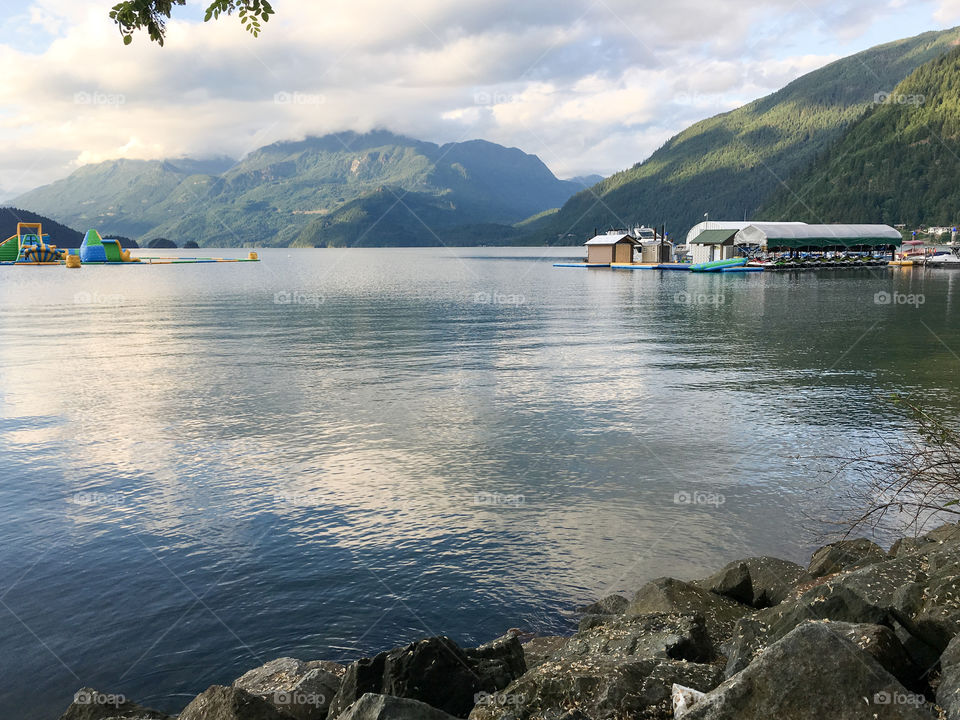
[1,248,959,717]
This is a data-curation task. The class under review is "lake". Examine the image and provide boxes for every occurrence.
[1,247,959,718]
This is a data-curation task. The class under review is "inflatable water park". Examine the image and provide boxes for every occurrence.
[0,223,259,266]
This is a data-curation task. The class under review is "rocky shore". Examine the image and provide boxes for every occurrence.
[59,523,960,720]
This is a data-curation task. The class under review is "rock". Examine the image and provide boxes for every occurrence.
[889,537,937,558]
[578,594,629,616]
[808,538,887,577]
[335,693,459,720]
[328,635,523,719]
[719,617,771,678]
[463,632,527,693]
[562,613,714,664]
[577,594,630,632]
[683,622,933,719]
[626,578,751,648]
[179,686,293,720]
[923,523,960,544]
[937,635,960,719]
[521,636,568,670]
[467,655,722,720]
[58,689,171,720]
[233,657,344,720]
[828,622,918,690]
[697,557,812,608]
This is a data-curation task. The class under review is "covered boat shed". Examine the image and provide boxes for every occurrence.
[734,224,902,251]
[585,234,639,265]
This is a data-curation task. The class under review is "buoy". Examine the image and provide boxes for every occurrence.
[65,254,81,268]
[248,251,258,261]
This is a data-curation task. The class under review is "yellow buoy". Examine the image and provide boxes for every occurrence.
[65,254,81,268]
[248,251,259,261]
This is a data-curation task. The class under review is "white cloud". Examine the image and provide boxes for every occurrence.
[0,0,946,196]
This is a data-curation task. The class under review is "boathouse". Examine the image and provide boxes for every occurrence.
[688,229,739,264]
[585,233,639,264]
[734,224,902,252]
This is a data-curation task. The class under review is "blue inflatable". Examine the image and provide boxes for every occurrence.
[80,229,107,263]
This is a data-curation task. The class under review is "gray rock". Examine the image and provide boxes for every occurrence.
[58,689,171,720]
[464,632,527,693]
[697,556,812,608]
[626,578,751,648]
[828,622,918,690]
[233,657,344,720]
[683,622,934,719]
[923,523,960,544]
[179,686,293,720]
[466,655,722,720]
[328,635,524,719]
[521,636,568,670]
[719,617,771,678]
[937,635,960,719]
[889,537,937,558]
[335,694,459,720]
[808,538,888,577]
[578,594,629,616]
[562,613,714,664]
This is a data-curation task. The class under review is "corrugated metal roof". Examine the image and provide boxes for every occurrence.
[690,229,738,245]
[685,221,804,244]
[585,234,639,246]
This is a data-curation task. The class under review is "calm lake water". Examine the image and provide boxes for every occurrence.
[2,247,960,718]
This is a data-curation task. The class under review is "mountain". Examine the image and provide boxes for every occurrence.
[14,132,584,247]
[760,45,960,226]
[567,174,605,188]
[533,28,960,243]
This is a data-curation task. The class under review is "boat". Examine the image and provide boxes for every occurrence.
[925,249,960,268]
[689,258,747,273]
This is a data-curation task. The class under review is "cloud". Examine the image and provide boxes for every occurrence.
[0,0,943,197]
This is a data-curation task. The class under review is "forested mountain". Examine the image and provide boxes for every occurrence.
[532,28,960,243]
[760,45,960,225]
[14,132,583,247]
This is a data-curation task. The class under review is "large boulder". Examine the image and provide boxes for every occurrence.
[937,635,960,719]
[683,622,934,719]
[562,613,713,664]
[808,538,887,577]
[467,655,722,720]
[328,635,525,719]
[463,633,527,693]
[58,689,171,720]
[179,686,293,720]
[233,657,344,720]
[577,594,629,631]
[335,694,459,720]
[521,637,568,670]
[626,578,751,648]
[697,557,811,608]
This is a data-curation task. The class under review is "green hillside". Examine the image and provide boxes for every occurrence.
[761,45,960,226]
[535,28,960,243]
[15,132,581,247]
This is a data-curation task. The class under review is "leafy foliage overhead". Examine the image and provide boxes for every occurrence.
[110,0,274,45]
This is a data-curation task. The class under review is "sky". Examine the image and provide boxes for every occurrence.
[1,0,959,199]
